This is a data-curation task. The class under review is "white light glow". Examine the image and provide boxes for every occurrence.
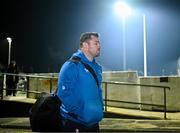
[7,37,12,43]
[114,1,131,17]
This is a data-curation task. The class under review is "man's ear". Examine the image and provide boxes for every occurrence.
[82,42,88,49]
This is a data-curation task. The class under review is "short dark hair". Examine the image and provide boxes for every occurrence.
[80,32,99,48]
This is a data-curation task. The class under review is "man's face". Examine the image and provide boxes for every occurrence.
[86,35,101,57]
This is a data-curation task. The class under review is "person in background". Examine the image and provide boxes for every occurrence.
[0,62,5,98]
[6,60,19,96]
[57,32,104,132]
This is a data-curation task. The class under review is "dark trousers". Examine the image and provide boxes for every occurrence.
[6,83,16,96]
[61,119,100,132]
[0,78,3,98]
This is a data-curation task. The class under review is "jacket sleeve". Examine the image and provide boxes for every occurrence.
[57,61,79,112]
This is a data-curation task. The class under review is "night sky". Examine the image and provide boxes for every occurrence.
[0,0,180,76]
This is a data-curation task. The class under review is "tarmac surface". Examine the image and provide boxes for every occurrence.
[1,116,180,132]
[1,94,180,132]
[1,107,180,132]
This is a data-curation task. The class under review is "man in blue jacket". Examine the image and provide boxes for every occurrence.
[57,32,103,132]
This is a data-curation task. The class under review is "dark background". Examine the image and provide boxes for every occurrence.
[0,0,180,76]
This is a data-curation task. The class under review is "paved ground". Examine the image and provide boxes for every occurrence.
[1,117,180,132]
[107,107,180,120]
[1,107,180,132]
[1,94,180,132]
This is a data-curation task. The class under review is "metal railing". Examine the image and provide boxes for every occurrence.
[0,73,170,119]
[0,73,58,100]
[103,81,170,119]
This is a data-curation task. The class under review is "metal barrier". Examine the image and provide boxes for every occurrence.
[103,81,170,119]
[0,73,170,119]
[0,73,58,100]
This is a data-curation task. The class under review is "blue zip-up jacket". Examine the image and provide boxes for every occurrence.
[57,50,103,126]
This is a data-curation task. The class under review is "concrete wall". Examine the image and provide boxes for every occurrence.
[140,76,180,111]
[27,73,58,99]
[103,72,180,111]
[27,71,141,109]
[25,72,180,111]
[102,71,141,109]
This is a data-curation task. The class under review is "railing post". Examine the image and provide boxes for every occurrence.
[104,82,108,112]
[26,77,30,98]
[36,77,39,92]
[50,78,52,93]
[164,87,167,119]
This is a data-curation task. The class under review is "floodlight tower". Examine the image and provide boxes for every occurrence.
[7,37,12,65]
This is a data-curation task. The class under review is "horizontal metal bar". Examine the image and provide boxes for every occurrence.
[1,73,58,79]
[104,99,164,107]
[102,81,170,90]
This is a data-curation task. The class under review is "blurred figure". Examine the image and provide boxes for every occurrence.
[0,62,5,98]
[0,62,5,73]
[6,60,19,96]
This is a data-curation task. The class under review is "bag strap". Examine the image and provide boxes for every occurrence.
[70,56,99,88]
